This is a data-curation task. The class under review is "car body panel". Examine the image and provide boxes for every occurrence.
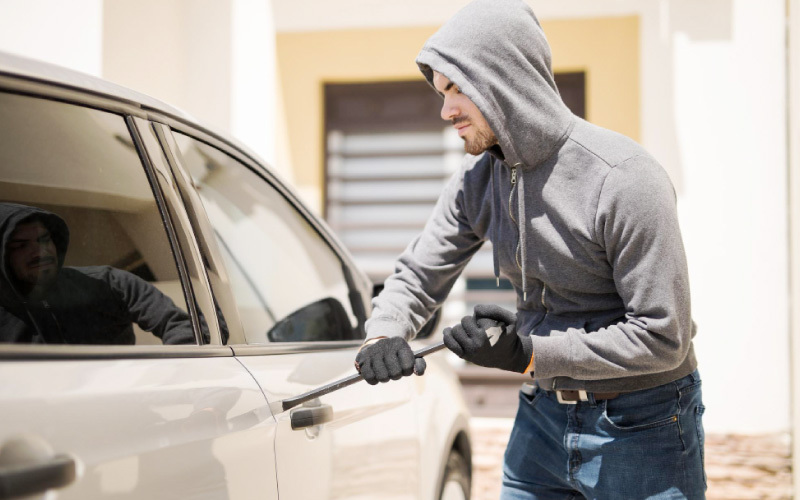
[239,346,421,499]
[0,357,278,499]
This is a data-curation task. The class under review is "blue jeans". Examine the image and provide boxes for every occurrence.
[501,371,706,500]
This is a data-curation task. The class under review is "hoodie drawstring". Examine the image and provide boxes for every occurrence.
[514,163,528,301]
[24,306,44,340]
[490,165,501,286]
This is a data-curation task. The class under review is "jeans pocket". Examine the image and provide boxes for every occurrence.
[601,391,680,432]
[679,379,702,397]
[520,385,544,409]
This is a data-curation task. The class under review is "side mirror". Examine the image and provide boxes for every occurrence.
[267,297,357,342]
[371,283,442,340]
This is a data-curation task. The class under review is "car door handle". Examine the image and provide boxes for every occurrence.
[0,454,77,499]
[290,404,334,430]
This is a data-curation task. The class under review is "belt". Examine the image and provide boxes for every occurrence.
[522,383,621,405]
[555,389,620,405]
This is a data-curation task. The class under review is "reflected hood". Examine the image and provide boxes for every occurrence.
[0,203,69,303]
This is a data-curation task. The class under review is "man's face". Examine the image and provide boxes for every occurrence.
[6,220,58,295]
[433,71,498,155]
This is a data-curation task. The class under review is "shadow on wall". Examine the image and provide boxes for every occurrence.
[649,0,732,197]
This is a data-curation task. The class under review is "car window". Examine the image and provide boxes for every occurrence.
[170,132,360,344]
[0,92,197,346]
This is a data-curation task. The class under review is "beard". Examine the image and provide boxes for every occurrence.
[13,258,58,298]
[463,127,498,155]
[452,116,498,155]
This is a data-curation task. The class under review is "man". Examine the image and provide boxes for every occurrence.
[355,0,705,498]
[0,202,197,344]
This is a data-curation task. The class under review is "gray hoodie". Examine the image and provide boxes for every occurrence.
[366,0,696,392]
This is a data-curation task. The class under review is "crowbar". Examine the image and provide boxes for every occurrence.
[275,341,447,413]
[274,320,503,413]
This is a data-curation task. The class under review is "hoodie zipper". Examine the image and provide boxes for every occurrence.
[41,300,64,338]
[508,166,517,221]
[508,164,546,310]
[27,300,66,343]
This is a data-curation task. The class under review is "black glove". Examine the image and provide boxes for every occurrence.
[355,337,427,385]
[443,304,533,374]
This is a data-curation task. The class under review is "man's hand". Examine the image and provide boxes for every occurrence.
[443,304,534,373]
[355,337,427,385]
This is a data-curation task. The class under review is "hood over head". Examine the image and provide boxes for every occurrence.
[416,0,573,169]
[0,203,69,303]
[416,0,576,298]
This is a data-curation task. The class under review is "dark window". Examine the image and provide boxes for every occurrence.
[0,92,194,346]
[555,72,586,119]
[325,81,445,133]
[324,81,458,283]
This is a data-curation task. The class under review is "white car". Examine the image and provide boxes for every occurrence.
[0,51,471,500]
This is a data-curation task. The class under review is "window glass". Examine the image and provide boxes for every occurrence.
[172,132,359,344]
[0,92,195,345]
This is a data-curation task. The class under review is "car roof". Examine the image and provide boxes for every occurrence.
[0,50,193,121]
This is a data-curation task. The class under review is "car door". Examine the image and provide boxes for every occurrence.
[0,85,278,499]
[157,124,424,499]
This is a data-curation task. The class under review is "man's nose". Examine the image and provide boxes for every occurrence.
[440,97,458,121]
[37,242,52,255]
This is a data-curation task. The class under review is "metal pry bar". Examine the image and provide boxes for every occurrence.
[278,341,447,413]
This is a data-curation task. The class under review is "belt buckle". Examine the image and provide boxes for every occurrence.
[556,389,588,405]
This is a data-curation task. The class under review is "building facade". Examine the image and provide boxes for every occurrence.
[2,0,800,486]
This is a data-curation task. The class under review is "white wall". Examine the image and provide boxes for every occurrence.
[789,0,800,490]
[640,0,789,434]
[105,0,283,178]
[103,0,233,129]
[231,0,279,169]
[0,0,103,75]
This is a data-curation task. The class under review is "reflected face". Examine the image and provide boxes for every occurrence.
[7,220,58,296]
[433,71,498,155]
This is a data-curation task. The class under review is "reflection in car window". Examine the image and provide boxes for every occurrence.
[172,133,360,343]
[0,93,196,345]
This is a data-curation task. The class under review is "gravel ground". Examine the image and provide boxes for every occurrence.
[468,417,792,500]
